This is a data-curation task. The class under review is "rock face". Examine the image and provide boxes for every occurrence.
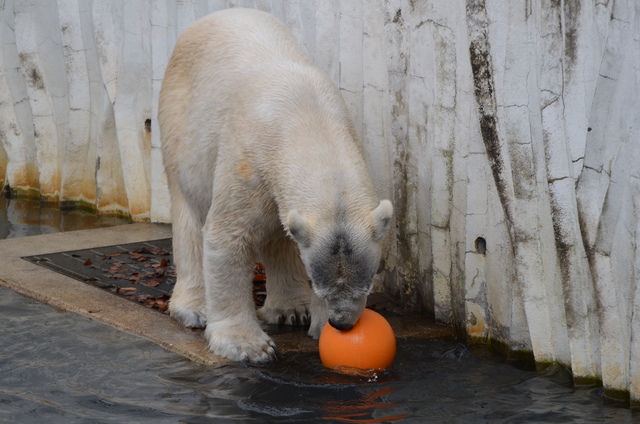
[0,0,639,402]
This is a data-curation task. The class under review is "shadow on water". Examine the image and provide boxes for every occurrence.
[0,200,638,422]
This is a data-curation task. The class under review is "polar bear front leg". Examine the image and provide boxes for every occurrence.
[308,289,330,339]
[201,226,277,364]
[256,235,311,326]
[168,186,207,328]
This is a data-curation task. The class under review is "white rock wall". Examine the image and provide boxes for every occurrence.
[1,0,639,403]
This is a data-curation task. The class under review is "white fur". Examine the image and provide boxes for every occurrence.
[159,8,392,363]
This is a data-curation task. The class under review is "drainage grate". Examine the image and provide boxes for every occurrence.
[24,239,267,313]
[24,239,176,314]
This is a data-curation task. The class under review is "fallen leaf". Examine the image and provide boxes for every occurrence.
[160,258,169,267]
[117,287,137,294]
[84,259,92,266]
[145,280,162,287]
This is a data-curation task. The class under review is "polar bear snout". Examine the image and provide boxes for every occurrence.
[324,294,368,332]
[328,317,355,331]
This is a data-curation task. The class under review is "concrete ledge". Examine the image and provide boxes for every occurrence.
[0,223,453,365]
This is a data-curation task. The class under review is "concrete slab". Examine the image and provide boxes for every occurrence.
[0,223,453,366]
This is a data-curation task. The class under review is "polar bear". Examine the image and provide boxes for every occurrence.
[158,8,393,364]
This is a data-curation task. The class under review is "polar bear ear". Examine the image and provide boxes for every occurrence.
[286,209,311,247]
[371,199,393,241]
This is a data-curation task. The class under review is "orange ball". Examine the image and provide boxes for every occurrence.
[318,308,396,375]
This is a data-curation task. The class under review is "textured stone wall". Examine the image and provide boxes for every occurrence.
[1,0,639,403]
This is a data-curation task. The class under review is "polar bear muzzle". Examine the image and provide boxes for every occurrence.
[326,294,368,331]
[287,200,393,327]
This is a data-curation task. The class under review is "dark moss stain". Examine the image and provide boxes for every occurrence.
[506,347,536,366]
[563,0,581,67]
[603,387,630,404]
[10,122,21,138]
[572,374,602,388]
[2,184,11,198]
[524,0,532,20]
[39,195,60,208]
[450,243,467,338]
[468,336,537,367]
[467,0,514,231]
[393,151,419,304]
[60,199,98,214]
[577,200,593,253]
[479,114,510,213]
[7,186,40,200]
[509,144,535,200]
[547,188,578,329]
[18,53,45,91]
[392,8,403,25]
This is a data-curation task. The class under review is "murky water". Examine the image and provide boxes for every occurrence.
[0,197,131,238]
[0,199,638,422]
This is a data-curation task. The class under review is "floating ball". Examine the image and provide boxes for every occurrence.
[318,308,396,375]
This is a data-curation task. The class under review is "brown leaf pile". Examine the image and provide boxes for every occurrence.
[82,247,267,313]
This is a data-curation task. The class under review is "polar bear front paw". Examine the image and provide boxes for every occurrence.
[308,318,325,339]
[257,296,310,326]
[307,298,329,339]
[169,304,207,328]
[205,322,277,364]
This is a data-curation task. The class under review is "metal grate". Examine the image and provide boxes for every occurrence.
[24,239,175,313]
[24,238,267,313]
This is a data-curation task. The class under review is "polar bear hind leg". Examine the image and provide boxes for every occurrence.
[167,186,207,328]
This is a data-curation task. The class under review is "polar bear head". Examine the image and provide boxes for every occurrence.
[287,199,393,331]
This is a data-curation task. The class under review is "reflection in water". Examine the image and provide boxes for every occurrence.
[0,197,130,238]
[320,386,408,422]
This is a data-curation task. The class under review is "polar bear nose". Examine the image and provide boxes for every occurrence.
[328,318,354,331]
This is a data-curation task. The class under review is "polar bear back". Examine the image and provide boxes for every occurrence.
[160,8,380,225]
[160,11,307,147]
[159,8,316,211]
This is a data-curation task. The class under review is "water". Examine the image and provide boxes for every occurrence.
[0,197,131,238]
[0,200,638,422]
